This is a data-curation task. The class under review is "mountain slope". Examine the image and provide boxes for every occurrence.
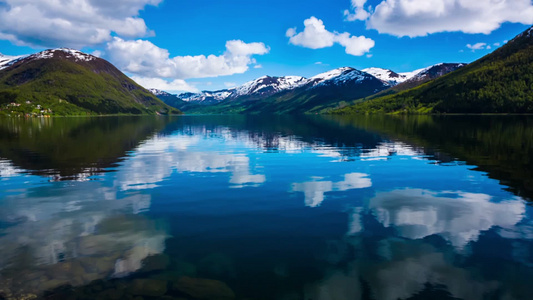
[184,68,391,114]
[0,49,180,116]
[335,26,533,114]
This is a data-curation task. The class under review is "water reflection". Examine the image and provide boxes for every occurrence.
[353,189,526,249]
[0,183,167,295]
[292,173,372,207]
[0,115,531,299]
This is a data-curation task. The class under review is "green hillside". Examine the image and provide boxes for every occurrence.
[334,26,533,114]
[0,50,181,116]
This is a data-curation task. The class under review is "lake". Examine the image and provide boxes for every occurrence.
[0,115,532,300]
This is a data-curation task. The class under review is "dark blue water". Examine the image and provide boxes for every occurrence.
[0,115,532,300]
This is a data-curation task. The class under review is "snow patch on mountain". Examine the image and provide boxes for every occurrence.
[29,48,97,62]
[310,67,353,84]
[363,67,408,85]
[0,53,26,70]
[178,89,235,103]
[148,89,171,97]
[310,67,375,88]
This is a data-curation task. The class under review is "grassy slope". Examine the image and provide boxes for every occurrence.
[334,27,533,114]
[0,56,181,116]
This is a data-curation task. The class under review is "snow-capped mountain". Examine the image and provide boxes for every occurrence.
[362,67,410,85]
[405,63,466,83]
[363,63,466,86]
[1,49,99,72]
[173,75,308,104]
[0,53,26,70]
[172,69,387,103]
[233,75,307,97]
[148,63,466,113]
[310,67,381,88]
[178,89,235,104]
[148,88,172,97]
[28,48,97,62]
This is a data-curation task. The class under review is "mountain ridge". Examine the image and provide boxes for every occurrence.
[151,63,463,114]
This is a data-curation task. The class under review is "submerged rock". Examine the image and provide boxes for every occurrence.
[140,254,170,272]
[127,279,167,297]
[171,277,235,300]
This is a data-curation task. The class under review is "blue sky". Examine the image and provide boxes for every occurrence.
[0,0,531,92]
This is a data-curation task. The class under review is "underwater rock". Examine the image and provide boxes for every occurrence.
[127,279,167,297]
[171,277,235,300]
[140,254,170,272]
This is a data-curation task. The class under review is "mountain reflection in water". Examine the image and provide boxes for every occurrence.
[0,115,531,300]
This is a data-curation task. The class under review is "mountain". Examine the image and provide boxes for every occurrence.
[160,67,391,114]
[362,67,412,85]
[152,63,464,114]
[0,48,180,116]
[175,75,308,105]
[334,26,533,114]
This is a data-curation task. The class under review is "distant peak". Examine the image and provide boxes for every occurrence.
[30,48,97,62]
[311,67,356,81]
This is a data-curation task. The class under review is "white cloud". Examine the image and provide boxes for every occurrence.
[343,0,370,21]
[131,76,198,93]
[287,17,374,56]
[224,82,237,88]
[466,42,488,51]
[106,37,269,80]
[91,50,103,57]
[335,32,376,56]
[286,17,336,49]
[253,64,263,69]
[0,0,161,48]
[363,0,533,37]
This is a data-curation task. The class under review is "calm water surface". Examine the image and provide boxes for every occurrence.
[0,115,532,300]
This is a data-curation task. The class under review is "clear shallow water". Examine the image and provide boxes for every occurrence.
[0,115,532,300]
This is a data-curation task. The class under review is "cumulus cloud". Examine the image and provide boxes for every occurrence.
[466,42,490,51]
[131,76,198,93]
[343,0,370,21]
[287,17,374,56]
[360,0,533,37]
[0,0,161,48]
[106,37,269,80]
